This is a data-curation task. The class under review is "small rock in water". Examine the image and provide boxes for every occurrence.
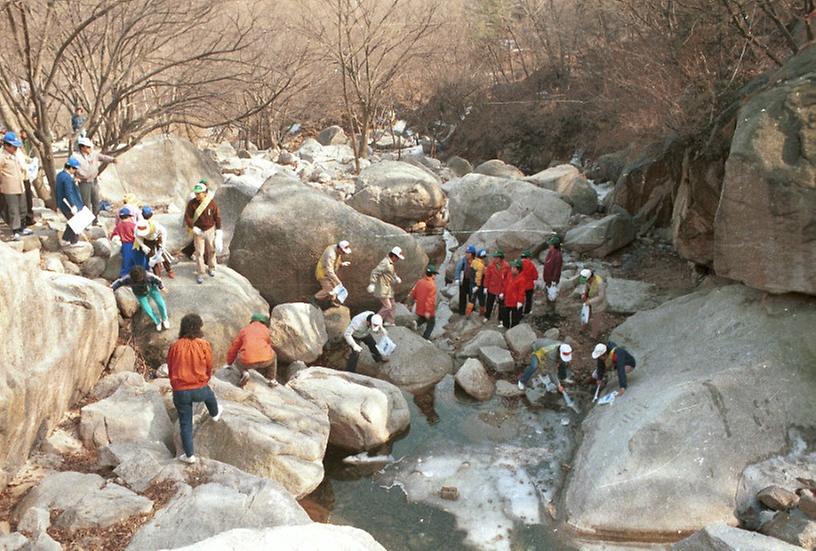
[440,486,459,501]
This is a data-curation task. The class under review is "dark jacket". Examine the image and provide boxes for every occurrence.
[184,196,221,231]
[542,247,563,285]
[596,341,636,389]
[55,170,84,216]
[112,271,164,297]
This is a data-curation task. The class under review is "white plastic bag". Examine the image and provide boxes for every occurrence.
[546,284,559,302]
[376,336,396,357]
[332,284,349,304]
[580,303,591,325]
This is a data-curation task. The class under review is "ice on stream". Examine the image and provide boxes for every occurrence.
[376,408,574,551]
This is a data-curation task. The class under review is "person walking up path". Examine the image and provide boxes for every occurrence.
[315,240,352,305]
[368,246,404,326]
[184,181,222,284]
[226,313,278,387]
[112,265,170,331]
[166,313,223,464]
[409,264,438,340]
[343,312,390,373]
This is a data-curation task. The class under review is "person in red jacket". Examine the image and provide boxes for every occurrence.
[409,264,438,340]
[520,251,538,315]
[502,260,527,328]
[483,250,509,323]
[542,236,564,312]
[167,313,223,464]
[226,313,277,387]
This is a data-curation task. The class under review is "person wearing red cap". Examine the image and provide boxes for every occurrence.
[520,251,538,315]
[368,246,405,326]
[315,240,352,306]
[502,260,527,328]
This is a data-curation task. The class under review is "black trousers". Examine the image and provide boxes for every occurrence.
[346,333,382,373]
[416,315,435,340]
[23,179,34,226]
[60,207,79,243]
[458,279,472,315]
[502,305,523,328]
[485,292,499,319]
[523,289,534,314]
[472,286,486,308]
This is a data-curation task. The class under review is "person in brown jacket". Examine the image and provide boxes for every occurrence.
[166,313,223,464]
[226,313,278,387]
[0,132,30,240]
[184,181,222,284]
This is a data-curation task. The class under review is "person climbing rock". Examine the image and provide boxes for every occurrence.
[314,240,352,306]
[469,249,488,319]
[483,250,509,323]
[137,206,175,278]
[111,265,170,332]
[226,313,277,387]
[0,131,31,241]
[453,244,476,316]
[518,343,573,391]
[592,341,637,396]
[75,137,116,224]
[111,208,140,277]
[409,264,438,340]
[166,313,223,464]
[520,251,538,315]
[368,246,404,326]
[542,236,563,310]
[184,181,222,284]
[343,311,390,373]
[502,260,527,328]
[55,157,84,245]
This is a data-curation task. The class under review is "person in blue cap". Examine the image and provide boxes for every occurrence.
[111,207,140,276]
[55,157,84,244]
[453,244,477,315]
[0,131,31,240]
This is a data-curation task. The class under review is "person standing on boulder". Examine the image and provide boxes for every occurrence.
[520,251,538,316]
[502,260,526,328]
[112,265,170,332]
[167,313,223,464]
[517,343,574,391]
[314,240,352,306]
[75,137,116,225]
[343,312,390,373]
[483,250,509,323]
[542,236,563,311]
[368,246,404,326]
[409,264,438,340]
[184,181,222,284]
[55,157,84,244]
[226,313,277,387]
[0,131,31,241]
[453,245,477,316]
[591,341,636,396]
[111,208,142,276]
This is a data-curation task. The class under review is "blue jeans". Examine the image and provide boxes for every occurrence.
[172,385,218,457]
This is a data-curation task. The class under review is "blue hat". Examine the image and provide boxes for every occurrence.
[478,249,487,258]
[2,131,22,148]
[465,245,477,254]
[118,207,131,218]
[66,156,81,169]
[141,206,153,218]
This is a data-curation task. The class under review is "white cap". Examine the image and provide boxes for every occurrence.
[559,343,573,362]
[77,137,93,148]
[338,240,351,254]
[592,343,608,359]
[580,268,592,279]
[390,246,405,260]
[370,314,384,331]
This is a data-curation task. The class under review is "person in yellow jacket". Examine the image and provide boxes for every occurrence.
[315,240,352,305]
[467,248,488,318]
[562,267,606,335]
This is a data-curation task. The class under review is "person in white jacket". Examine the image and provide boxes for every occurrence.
[343,311,389,373]
[368,246,405,326]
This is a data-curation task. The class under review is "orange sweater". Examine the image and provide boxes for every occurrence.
[226,321,275,366]
[410,276,437,318]
[167,337,213,391]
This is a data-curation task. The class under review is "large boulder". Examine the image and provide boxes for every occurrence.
[0,244,117,486]
[317,125,349,146]
[214,176,261,253]
[356,326,453,392]
[268,303,328,364]
[348,161,446,230]
[713,47,816,296]
[446,156,473,177]
[564,285,816,539]
[98,135,223,211]
[672,523,802,551]
[132,262,268,368]
[525,164,598,214]
[454,359,495,401]
[169,524,387,551]
[459,329,507,358]
[604,278,661,314]
[473,159,525,179]
[564,212,636,257]
[229,178,428,311]
[288,367,410,451]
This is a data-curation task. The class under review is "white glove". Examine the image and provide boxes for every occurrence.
[367,284,375,294]
[69,205,78,215]
[214,229,224,253]
[498,293,504,300]
[352,343,363,353]
[535,280,544,291]
[395,276,402,284]
[516,302,523,309]
[111,235,122,246]
[141,245,151,255]
[341,261,350,267]
[192,226,203,236]
[453,279,459,286]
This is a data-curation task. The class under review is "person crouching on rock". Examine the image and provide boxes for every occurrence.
[112,265,170,332]
[453,245,476,316]
[592,342,636,396]
[368,246,405,326]
[408,264,438,340]
[343,312,389,373]
[184,181,222,285]
[226,313,278,387]
[502,260,527,328]
[314,239,352,307]
[167,313,223,464]
[518,343,573,391]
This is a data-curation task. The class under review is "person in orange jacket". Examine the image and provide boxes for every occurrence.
[409,264,438,340]
[167,313,223,464]
[501,260,527,328]
[226,313,278,387]
[520,251,539,315]
[483,250,509,323]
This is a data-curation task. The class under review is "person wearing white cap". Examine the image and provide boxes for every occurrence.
[367,246,405,326]
[591,341,637,396]
[314,240,352,305]
[75,137,116,224]
[517,342,574,391]
[562,267,607,331]
[343,311,390,373]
